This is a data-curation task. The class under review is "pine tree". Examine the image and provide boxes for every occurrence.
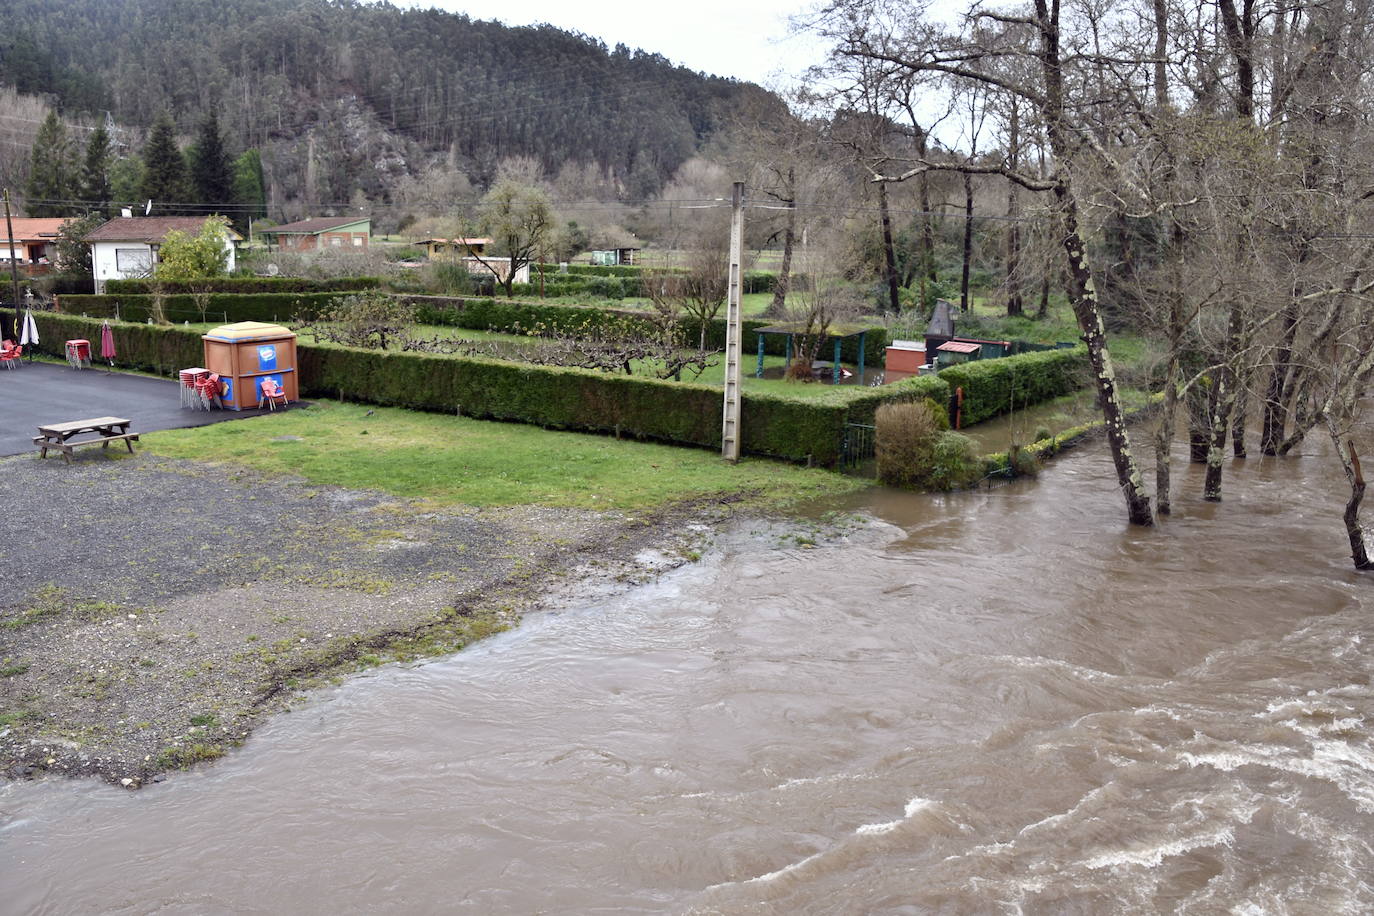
[25,110,75,217]
[189,112,233,214]
[231,148,267,231]
[138,112,191,208]
[79,123,113,216]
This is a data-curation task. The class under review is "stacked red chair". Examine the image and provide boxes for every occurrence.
[195,372,224,409]
[65,339,91,369]
[179,368,209,408]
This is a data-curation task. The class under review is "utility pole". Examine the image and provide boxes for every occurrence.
[721,181,744,462]
[4,189,21,341]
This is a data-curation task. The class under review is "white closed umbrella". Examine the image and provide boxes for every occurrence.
[20,309,38,354]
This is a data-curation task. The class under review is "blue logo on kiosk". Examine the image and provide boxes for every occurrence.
[257,345,278,370]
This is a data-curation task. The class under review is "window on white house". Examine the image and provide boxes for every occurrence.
[115,248,152,274]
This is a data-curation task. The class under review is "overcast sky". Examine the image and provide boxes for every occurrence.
[391,0,827,86]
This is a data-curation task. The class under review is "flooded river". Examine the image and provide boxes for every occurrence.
[4,441,1374,913]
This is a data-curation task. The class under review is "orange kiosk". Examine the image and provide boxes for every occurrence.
[202,322,299,410]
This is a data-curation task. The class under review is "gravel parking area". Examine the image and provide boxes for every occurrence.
[0,452,701,787]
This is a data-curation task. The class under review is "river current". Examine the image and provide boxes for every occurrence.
[4,441,1373,913]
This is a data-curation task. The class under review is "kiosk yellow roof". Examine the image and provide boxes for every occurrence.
[203,321,295,342]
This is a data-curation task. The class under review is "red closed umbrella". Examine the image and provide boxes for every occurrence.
[100,320,116,367]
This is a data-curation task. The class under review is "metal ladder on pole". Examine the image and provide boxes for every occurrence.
[721,182,744,462]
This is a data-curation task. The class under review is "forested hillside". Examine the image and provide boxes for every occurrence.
[1,0,781,209]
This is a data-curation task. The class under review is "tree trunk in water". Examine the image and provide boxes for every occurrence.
[961,170,974,311]
[1231,375,1248,458]
[1155,352,1180,516]
[1202,372,1233,500]
[1155,222,1185,515]
[1343,441,1373,570]
[878,180,900,313]
[1260,289,1301,455]
[1035,0,1150,524]
[1055,183,1154,526]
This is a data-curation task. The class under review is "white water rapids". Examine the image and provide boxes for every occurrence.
[4,442,1374,913]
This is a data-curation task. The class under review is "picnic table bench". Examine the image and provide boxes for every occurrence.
[34,417,138,463]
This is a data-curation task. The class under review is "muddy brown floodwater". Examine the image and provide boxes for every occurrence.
[4,438,1374,913]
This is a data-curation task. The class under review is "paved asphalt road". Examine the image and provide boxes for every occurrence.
[0,360,287,456]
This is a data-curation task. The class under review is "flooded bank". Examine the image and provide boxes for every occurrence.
[4,440,1373,912]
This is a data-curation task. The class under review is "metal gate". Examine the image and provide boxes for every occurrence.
[841,422,876,469]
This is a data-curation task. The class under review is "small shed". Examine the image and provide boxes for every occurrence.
[590,248,640,266]
[202,321,299,411]
[885,339,927,375]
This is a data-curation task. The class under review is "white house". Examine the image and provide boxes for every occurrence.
[85,216,241,293]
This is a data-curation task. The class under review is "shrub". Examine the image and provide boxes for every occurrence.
[585,276,625,299]
[875,400,942,488]
[926,432,983,490]
[426,260,475,296]
[1007,444,1042,477]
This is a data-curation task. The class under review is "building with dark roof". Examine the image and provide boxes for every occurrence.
[85,217,242,292]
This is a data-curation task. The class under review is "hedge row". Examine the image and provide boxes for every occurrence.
[105,277,381,294]
[33,313,204,376]
[58,292,348,324]
[563,264,644,278]
[25,315,1090,468]
[402,296,890,368]
[29,314,847,464]
[938,346,1091,427]
[541,265,785,296]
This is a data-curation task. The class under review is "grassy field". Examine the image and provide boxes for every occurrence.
[145,401,869,511]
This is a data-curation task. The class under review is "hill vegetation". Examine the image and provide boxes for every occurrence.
[0,0,782,215]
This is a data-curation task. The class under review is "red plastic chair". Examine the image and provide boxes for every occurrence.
[0,344,22,369]
[195,373,224,409]
[258,377,287,410]
[178,368,209,408]
[65,338,91,369]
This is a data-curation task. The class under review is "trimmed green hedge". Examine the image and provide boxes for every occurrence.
[25,315,1091,469]
[839,374,951,426]
[403,295,890,368]
[32,313,204,376]
[28,315,847,464]
[105,277,381,294]
[938,346,1091,426]
[58,292,349,324]
[564,264,645,278]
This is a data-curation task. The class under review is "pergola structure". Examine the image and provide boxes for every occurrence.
[752,321,880,385]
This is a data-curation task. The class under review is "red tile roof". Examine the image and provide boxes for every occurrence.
[84,217,242,243]
[0,218,66,242]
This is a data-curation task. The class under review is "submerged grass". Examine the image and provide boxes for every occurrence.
[145,400,868,511]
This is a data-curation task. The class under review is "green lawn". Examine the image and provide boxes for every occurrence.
[145,401,868,511]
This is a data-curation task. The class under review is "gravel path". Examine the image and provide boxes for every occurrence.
[0,452,707,788]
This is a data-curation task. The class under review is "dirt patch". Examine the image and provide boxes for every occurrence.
[0,453,717,788]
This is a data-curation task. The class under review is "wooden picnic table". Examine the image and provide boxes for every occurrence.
[34,416,138,463]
